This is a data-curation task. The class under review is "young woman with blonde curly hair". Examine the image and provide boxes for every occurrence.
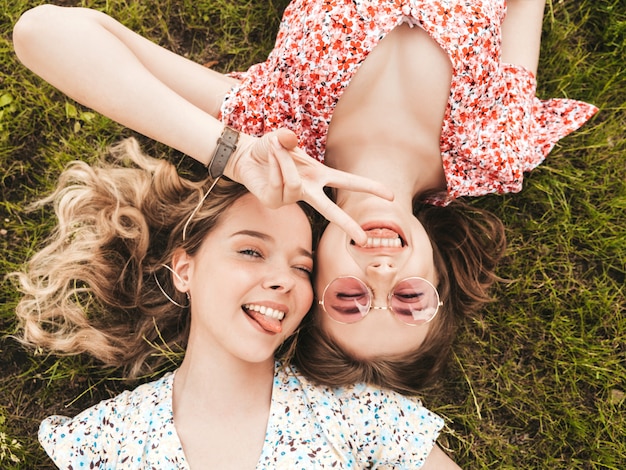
[12,139,459,468]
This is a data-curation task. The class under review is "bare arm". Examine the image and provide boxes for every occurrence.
[501,0,547,76]
[12,5,393,244]
[421,444,463,470]
[13,4,232,164]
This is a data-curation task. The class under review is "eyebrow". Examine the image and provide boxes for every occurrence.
[232,230,314,259]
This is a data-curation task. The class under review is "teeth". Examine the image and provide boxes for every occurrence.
[365,237,402,248]
[243,304,285,320]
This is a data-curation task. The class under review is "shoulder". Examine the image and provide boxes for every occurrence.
[277,364,442,425]
[337,381,444,432]
[338,382,445,467]
[277,365,444,468]
[39,372,176,468]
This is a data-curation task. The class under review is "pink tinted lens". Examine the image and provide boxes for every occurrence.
[390,278,439,325]
[323,277,371,324]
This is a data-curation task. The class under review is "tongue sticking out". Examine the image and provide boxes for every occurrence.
[247,309,282,333]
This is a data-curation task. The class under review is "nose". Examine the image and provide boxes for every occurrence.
[365,260,396,305]
[262,265,296,292]
[366,260,396,279]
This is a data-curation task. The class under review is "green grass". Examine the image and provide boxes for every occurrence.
[1,0,624,468]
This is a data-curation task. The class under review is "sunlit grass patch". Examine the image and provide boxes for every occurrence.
[1,0,624,468]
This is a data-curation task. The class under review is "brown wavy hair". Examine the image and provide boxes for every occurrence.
[11,138,254,377]
[291,200,506,395]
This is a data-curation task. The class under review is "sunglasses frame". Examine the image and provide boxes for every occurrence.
[318,275,443,326]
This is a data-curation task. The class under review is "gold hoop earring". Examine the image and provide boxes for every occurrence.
[182,177,221,242]
[154,264,190,308]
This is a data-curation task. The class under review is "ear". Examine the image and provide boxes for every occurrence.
[171,248,192,293]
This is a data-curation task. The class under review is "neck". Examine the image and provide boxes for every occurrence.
[171,336,275,468]
[173,339,274,415]
[326,141,445,206]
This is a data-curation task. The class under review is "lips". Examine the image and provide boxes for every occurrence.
[352,226,406,248]
[242,304,286,333]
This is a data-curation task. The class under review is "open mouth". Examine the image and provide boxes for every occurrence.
[242,304,285,333]
[351,227,406,248]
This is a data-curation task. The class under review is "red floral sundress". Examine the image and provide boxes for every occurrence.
[221,0,598,204]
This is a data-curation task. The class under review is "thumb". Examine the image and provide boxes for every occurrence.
[274,128,299,150]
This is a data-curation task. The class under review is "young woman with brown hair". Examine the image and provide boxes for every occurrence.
[13,0,597,396]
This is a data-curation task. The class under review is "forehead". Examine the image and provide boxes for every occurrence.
[318,308,432,358]
[218,194,313,242]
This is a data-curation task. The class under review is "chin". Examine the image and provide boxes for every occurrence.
[239,343,281,364]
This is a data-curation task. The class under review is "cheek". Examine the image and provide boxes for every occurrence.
[293,277,314,318]
[315,231,351,288]
[317,308,335,335]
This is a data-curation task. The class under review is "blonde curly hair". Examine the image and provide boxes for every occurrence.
[11,138,249,377]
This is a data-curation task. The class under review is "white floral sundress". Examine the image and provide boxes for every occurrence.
[39,363,444,468]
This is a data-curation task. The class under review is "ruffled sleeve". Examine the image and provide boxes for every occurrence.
[38,373,186,469]
[435,62,598,205]
[529,96,599,170]
[39,393,132,469]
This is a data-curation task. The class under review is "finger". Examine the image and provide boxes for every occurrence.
[271,136,302,203]
[274,128,299,150]
[306,191,368,246]
[264,151,286,208]
[324,168,394,201]
[267,148,283,189]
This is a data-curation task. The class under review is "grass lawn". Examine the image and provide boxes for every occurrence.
[1,0,624,468]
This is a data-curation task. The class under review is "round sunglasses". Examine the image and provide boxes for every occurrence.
[319,276,442,326]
